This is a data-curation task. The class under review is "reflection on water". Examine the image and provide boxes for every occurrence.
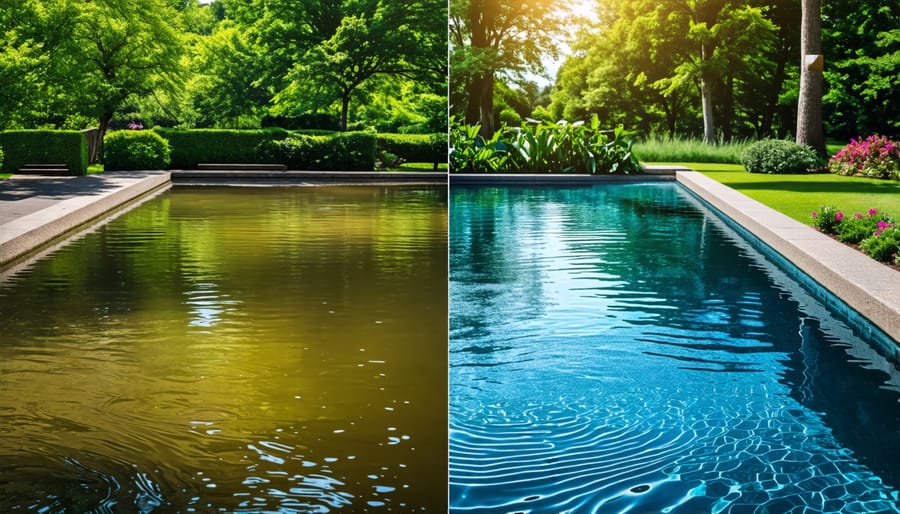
[450,185,900,513]
[0,186,448,512]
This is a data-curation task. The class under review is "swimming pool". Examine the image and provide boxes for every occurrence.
[450,184,900,513]
[0,186,448,512]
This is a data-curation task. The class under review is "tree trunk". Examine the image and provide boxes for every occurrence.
[340,94,350,132]
[700,43,716,145]
[97,111,112,164]
[478,71,495,138]
[796,0,825,156]
[465,76,482,125]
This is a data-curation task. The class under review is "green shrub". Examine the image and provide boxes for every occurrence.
[811,206,843,234]
[378,133,447,165]
[859,226,900,263]
[741,139,821,174]
[262,113,341,131]
[0,130,89,175]
[0,145,4,170]
[257,135,321,169]
[827,135,900,180]
[836,208,893,244]
[451,116,641,174]
[153,127,290,168]
[103,130,171,170]
[256,132,376,170]
[449,121,510,172]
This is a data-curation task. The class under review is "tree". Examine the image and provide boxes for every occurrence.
[242,0,446,131]
[547,0,778,141]
[185,23,269,127]
[823,1,900,139]
[70,0,186,149]
[796,0,825,155]
[450,0,569,137]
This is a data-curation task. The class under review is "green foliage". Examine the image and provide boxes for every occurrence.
[0,130,89,175]
[827,135,900,180]
[0,145,3,170]
[153,127,289,168]
[812,205,899,263]
[835,209,893,244]
[450,116,640,174]
[859,226,900,264]
[103,130,171,170]
[262,113,341,131]
[256,132,376,170]
[741,139,821,174]
[811,206,843,234]
[824,2,900,139]
[378,134,447,165]
[449,121,510,172]
[545,0,786,142]
[635,137,751,164]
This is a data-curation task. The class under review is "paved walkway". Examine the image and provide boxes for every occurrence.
[0,171,171,267]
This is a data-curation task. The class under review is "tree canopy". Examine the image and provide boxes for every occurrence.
[462,0,899,143]
[0,0,448,134]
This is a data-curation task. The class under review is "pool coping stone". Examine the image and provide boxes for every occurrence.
[677,170,900,345]
[171,169,447,186]
[0,170,172,268]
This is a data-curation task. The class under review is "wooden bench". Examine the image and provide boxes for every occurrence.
[17,164,71,176]
[196,163,287,171]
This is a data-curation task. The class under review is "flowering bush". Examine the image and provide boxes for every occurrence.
[828,135,900,180]
[859,226,900,264]
[811,206,843,234]
[812,206,899,265]
[835,208,893,244]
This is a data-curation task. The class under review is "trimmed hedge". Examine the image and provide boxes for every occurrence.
[153,127,290,168]
[741,139,821,174]
[103,131,171,170]
[0,130,89,175]
[257,132,377,170]
[378,133,447,165]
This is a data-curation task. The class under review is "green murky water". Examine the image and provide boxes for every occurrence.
[0,186,448,512]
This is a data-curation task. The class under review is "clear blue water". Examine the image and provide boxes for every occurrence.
[449,184,900,513]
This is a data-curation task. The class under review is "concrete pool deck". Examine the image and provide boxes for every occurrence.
[0,171,171,268]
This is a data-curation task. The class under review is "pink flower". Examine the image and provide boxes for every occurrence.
[869,208,878,216]
[811,211,818,218]
[878,221,888,230]
[854,213,863,219]
[835,211,844,222]
[874,230,883,237]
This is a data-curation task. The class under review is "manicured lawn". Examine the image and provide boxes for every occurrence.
[393,162,447,172]
[659,162,900,225]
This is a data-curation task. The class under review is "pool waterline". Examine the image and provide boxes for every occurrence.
[449,183,900,512]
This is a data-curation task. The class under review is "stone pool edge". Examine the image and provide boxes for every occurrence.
[0,170,172,269]
[676,170,900,345]
[171,169,447,186]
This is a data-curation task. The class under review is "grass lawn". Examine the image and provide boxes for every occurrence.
[391,162,447,172]
[656,162,900,225]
